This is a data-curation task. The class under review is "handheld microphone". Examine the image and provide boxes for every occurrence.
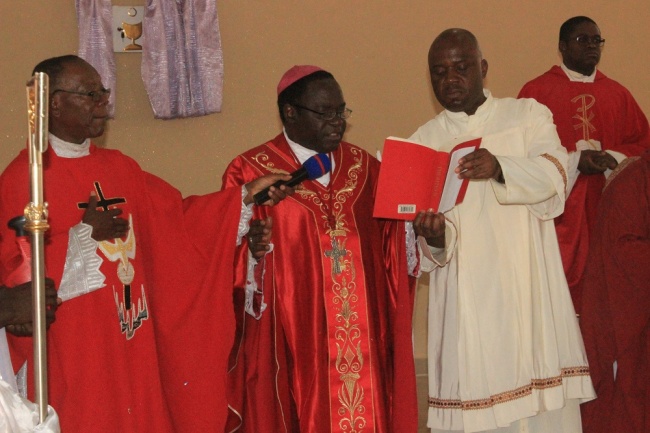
[253,153,331,205]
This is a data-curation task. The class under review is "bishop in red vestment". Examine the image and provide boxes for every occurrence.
[222,66,418,432]
[518,16,650,313]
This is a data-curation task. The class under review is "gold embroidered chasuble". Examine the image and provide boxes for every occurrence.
[222,135,418,433]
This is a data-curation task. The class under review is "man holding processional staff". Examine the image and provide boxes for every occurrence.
[0,55,293,433]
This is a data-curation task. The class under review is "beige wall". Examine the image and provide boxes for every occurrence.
[1,1,649,359]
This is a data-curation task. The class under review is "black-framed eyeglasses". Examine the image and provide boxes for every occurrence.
[51,87,111,102]
[292,103,352,121]
[574,35,605,47]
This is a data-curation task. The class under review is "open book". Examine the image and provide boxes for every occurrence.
[373,136,482,220]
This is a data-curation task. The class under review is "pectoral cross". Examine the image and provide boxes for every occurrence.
[325,237,347,275]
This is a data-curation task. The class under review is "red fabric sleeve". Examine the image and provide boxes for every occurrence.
[141,172,243,432]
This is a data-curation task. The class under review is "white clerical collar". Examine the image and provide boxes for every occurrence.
[49,133,91,158]
[283,129,333,186]
[561,63,596,83]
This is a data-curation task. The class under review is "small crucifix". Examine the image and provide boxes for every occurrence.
[325,237,347,275]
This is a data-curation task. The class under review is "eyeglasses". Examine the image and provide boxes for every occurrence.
[573,35,605,47]
[51,87,111,102]
[292,103,352,121]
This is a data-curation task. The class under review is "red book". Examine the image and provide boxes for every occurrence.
[373,136,482,220]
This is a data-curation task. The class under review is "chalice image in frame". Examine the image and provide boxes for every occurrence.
[119,21,142,51]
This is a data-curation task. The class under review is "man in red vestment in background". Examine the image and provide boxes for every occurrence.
[0,55,291,433]
[518,16,650,314]
[222,65,419,432]
[579,150,650,433]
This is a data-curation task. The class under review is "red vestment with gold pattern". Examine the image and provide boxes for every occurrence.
[222,134,418,433]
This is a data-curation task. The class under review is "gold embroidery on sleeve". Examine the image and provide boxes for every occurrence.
[540,153,568,193]
[604,156,640,189]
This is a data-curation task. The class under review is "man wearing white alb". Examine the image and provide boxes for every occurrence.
[411,28,596,433]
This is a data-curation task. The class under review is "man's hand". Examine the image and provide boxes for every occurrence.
[413,210,446,248]
[247,217,273,260]
[455,148,504,183]
[578,150,618,175]
[1,278,60,336]
[82,192,130,241]
[244,174,295,206]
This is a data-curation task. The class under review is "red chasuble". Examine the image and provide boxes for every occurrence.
[0,144,241,433]
[580,151,650,433]
[222,134,418,433]
[519,66,650,313]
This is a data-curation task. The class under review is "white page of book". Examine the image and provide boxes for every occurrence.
[438,146,476,213]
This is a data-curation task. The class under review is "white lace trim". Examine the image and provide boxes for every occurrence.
[238,185,268,318]
[405,221,420,277]
[237,186,254,246]
[15,362,27,400]
[58,223,105,302]
[244,250,269,319]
